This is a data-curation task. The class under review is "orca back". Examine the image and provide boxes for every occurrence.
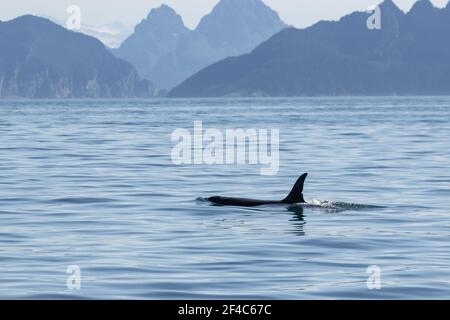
[207,173,308,207]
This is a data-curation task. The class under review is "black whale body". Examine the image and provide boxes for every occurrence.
[208,173,308,207]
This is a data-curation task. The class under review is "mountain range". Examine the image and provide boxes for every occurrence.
[113,0,287,90]
[170,0,450,97]
[78,21,133,49]
[2,0,450,99]
[0,15,157,99]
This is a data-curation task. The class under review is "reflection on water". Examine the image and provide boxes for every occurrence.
[287,206,305,236]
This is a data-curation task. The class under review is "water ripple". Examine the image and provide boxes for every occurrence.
[1,97,450,299]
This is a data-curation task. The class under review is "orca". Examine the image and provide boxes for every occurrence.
[208,173,308,207]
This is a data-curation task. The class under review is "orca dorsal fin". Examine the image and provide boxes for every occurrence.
[282,173,308,204]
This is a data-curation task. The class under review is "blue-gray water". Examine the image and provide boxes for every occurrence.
[1,97,450,299]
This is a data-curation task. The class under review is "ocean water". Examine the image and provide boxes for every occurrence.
[0,97,450,299]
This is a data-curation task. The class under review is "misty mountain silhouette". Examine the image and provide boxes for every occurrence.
[169,0,450,97]
[114,0,286,90]
[0,15,158,99]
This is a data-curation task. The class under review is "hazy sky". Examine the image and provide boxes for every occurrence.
[0,0,448,28]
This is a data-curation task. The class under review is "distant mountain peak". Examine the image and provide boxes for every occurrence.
[9,15,77,38]
[135,4,187,33]
[199,0,285,24]
[106,21,128,29]
[378,0,404,14]
[409,0,437,13]
[213,0,272,9]
[115,0,286,90]
[11,14,42,21]
[10,14,57,27]
[147,4,180,19]
[196,0,286,51]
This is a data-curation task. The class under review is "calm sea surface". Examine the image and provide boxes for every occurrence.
[0,97,449,299]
